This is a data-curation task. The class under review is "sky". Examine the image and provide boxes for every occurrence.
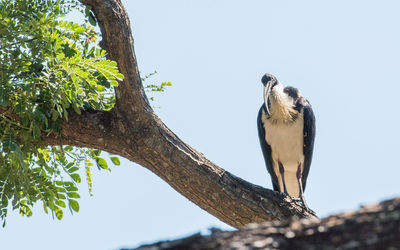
[2,0,400,249]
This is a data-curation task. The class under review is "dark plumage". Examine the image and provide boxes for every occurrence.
[257,73,315,205]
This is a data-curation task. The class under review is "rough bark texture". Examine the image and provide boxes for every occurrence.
[1,0,317,227]
[125,197,400,250]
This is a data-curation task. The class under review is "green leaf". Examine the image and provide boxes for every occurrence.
[66,162,74,169]
[115,73,124,80]
[68,167,79,173]
[64,182,74,187]
[51,109,59,121]
[57,193,66,200]
[63,109,69,121]
[72,104,81,115]
[110,156,120,166]
[96,157,108,169]
[55,207,63,220]
[43,202,48,214]
[108,60,117,67]
[88,13,97,26]
[47,201,55,210]
[55,200,66,208]
[75,26,85,33]
[93,150,101,156]
[68,199,79,212]
[70,174,81,183]
[110,80,118,87]
[20,205,32,217]
[66,186,78,192]
[67,192,80,199]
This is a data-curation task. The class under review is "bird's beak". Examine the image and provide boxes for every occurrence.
[264,81,273,116]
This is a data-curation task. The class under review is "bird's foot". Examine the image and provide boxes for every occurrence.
[300,195,309,209]
[291,197,315,213]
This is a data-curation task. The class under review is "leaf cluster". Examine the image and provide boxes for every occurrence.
[0,0,122,225]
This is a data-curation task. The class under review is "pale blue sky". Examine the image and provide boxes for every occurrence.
[3,1,400,249]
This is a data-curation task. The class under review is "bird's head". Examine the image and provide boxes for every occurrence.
[261,73,279,116]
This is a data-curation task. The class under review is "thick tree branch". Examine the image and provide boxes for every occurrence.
[0,0,318,227]
[80,0,152,115]
[128,197,400,249]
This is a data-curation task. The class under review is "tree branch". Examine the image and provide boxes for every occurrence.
[128,197,400,249]
[80,0,152,115]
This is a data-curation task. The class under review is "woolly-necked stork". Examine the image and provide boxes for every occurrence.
[257,73,315,205]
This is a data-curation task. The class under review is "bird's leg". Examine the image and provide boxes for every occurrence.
[278,161,289,195]
[296,163,308,208]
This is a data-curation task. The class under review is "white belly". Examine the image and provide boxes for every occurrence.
[262,112,304,197]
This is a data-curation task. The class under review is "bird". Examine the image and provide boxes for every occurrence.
[257,73,315,205]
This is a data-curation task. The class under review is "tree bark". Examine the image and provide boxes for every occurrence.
[127,197,400,250]
[3,0,316,228]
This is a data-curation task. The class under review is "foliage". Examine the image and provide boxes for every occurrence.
[0,0,123,226]
[143,71,172,102]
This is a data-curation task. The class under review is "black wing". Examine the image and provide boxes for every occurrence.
[301,101,316,192]
[257,105,280,191]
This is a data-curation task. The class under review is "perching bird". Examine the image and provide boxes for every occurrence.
[257,73,315,205]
